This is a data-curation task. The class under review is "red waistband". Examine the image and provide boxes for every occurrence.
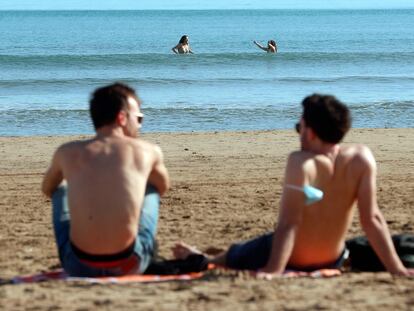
[70,240,136,262]
[79,254,140,272]
[70,240,140,272]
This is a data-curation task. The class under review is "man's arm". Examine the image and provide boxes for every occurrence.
[253,40,267,52]
[172,45,179,54]
[148,145,170,196]
[357,147,411,276]
[260,153,306,274]
[41,148,64,198]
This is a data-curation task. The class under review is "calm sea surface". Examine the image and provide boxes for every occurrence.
[0,10,413,135]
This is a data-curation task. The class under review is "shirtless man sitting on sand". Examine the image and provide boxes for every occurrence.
[173,94,413,277]
[42,83,170,277]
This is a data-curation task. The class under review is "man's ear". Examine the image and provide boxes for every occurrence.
[307,127,317,141]
[117,110,128,126]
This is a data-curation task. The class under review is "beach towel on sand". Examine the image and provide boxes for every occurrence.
[6,268,340,284]
[3,253,341,284]
[8,270,206,284]
[5,255,341,284]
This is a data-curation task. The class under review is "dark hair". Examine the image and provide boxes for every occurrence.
[89,82,139,129]
[179,35,188,44]
[269,40,276,47]
[302,94,351,143]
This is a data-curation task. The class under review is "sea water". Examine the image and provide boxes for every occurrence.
[0,9,413,135]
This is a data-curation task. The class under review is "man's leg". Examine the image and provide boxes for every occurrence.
[224,233,273,270]
[134,184,160,273]
[173,233,273,270]
[51,185,71,265]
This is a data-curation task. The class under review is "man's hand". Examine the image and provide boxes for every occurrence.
[148,145,170,196]
[255,266,283,280]
[255,272,280,280]
[392,268,414,277]
[42,148,63,197]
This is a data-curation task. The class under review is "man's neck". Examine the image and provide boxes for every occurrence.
[95,126,126,140]
[307,143,340,162]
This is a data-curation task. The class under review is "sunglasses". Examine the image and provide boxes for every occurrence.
[295,122,301,133]
[135,112,144,124]
[128,111,144,124]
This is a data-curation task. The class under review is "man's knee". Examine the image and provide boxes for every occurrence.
[52,185,70,222]
[143,184,161,211]
[52,185,67,199]
[145,183,160,196]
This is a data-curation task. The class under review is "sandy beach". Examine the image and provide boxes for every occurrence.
[0,128,413,310]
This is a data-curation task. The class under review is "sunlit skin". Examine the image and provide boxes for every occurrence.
[172,117,413,277]
[42,96,170,254]
[172,35,194,54]
[254,40,277,53]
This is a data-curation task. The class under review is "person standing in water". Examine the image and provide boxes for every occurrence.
[172,35,194,54]
[254,40,277,53]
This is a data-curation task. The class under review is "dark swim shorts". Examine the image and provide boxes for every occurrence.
[226,232,348,272]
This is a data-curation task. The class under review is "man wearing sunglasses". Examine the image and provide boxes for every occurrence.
[173,94,413,277]
[42,82,170,277]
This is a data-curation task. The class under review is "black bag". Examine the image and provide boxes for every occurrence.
[144,254,209,275]
[143,240,209,275]
[346,233,414,271]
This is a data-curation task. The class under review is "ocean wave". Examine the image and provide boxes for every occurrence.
[1,100,413,136]
[1,52,413,67]
[351,100,414,110]
[1,75,413,89]
[1,100,413,114]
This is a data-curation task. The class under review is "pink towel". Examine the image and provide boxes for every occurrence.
[8,268,340,284]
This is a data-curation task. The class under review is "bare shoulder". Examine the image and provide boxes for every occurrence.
[287,150,315,167]
[285,150,314,177]
[130,138,160,151]
[340,144,376,170]
[129,138,163,159]
[55,139,88,156]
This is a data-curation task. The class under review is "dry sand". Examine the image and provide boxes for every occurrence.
[0,129,413,310]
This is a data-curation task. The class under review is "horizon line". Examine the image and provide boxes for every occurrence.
[1,7,414,11]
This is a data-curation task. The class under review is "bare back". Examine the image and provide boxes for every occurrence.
[57,137,159,254]
[286,145,369,267]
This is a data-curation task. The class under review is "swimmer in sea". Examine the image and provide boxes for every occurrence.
[254,40,277,53]
[172,35,194,54]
